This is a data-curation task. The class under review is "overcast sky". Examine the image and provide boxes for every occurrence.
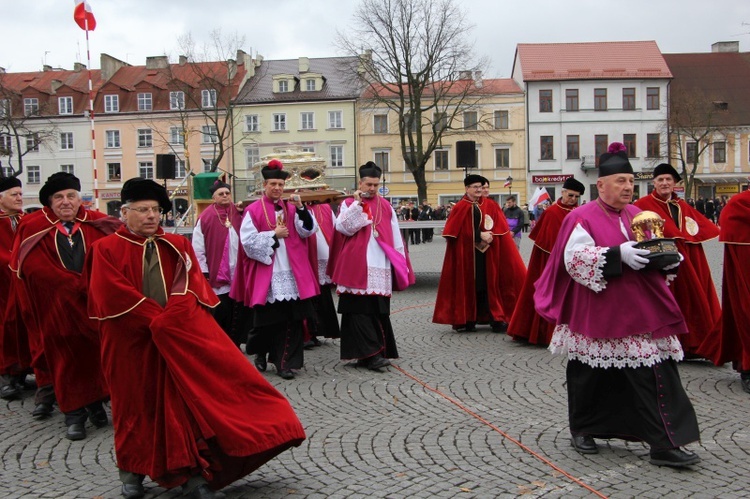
[2,0,748,77]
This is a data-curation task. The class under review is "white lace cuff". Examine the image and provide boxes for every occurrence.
[295,211,318,239]
[337,202,371,236]
[665,273,677,287]
[243,231,276,265]
[566,246,608,292]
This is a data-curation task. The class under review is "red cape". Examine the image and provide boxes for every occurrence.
[507,200,573,345]
[86,226,305,489]
[433,196,526,325]
[10,206,119,411]
[0,213,31,375]
[701,190,750,369]
[635,193,721,355]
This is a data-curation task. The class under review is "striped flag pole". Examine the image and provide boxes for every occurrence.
[84,18,99,211]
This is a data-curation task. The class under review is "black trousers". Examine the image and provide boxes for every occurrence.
[338,294,398,360]
[246,298,314,372]
[64,399,106,426]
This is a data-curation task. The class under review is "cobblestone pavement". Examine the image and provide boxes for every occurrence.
[3,232,749,498]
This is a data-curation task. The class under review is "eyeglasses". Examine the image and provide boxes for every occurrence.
[127,206,163,215]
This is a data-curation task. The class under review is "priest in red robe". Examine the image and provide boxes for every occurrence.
[433,175,526,332]
[10,172,117,440]
[701,185,750,394]
[86,178,306,499]
[634,163,721,358]
[507,177,585,345]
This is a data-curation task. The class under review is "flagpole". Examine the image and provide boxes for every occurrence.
[84,17,99,211]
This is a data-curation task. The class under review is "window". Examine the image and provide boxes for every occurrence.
[686,142,697,163]
[434,150,449,170]
[245,114,259,132]
[58,96,73,115]
[594,88,607,111]
[622,88,635,110]
[494,147,510,169]
[201,125,218,144]
[245,147,260,169]
[1,166,12,177]
[328,110,343,129]
[26,134,39,152]
[539,90,552,112]
[272,113,287,131]
[434,112,448,133]
[139,161,154,179]
[565,89,579,112]
[137,93,152,111]
[170,91,185,110]
[105,130,121,148]
[374,114,388,134]
[202,158,213,172]
[646,87,660,110]
[60,164,74,175]
[647,134,660,158]
[403,113,417,133]
[330,145,344,167]
[278,80,289,93]
[27,165,40,184]
[300,112,315,130]
[623,134,636,157]
[0,99,10,117]
[301,146,315,153]
[714,141,726,163]
[175,159,187,179]
[463,111,478,130]
[540,136,554,160]
[24,98,39,116]
[595,134,608,165]
[202,89,217,108]
[104,94,119,113]
[494,110,509,129]
[60,132,74,150]
[0,134,12,154]
[306,79,316,91]
[107,163,121,181]
[374,151,390,172]
[566,135,580,159]
[137,128,153,148]
[169,127,184,145]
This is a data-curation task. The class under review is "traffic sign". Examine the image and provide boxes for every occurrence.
[379,186,390,195]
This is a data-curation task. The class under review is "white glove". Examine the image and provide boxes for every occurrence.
[663,252,684,272]
[619,241,650,270]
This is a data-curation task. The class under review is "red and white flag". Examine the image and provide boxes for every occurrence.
[528,186,551,207]
[503,179,512,188]
[74,0,96,31]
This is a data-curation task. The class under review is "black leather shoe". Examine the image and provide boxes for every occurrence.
[303,340,316,350]
[121,483,146,499]
[189,484,218,499]
[0,383,20,400]
[740,374,750,394]
[66,422,86,441]
[277,370,295,380]
[367,356,391,371]
[649,448,701,467]
[254,354,267,372]
[490,321,508,333]
[571,435,598,454]
[32,402,54,419]
[89,407,109,428]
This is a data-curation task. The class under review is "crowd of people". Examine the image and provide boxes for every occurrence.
[1,144,749,495]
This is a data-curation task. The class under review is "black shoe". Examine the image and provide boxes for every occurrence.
[32,402,54,419]
[66,422,86,441]
[649,448,701,467]
[121,483,146,499]
[277,370,295,380]
[490,321,508,333]
[189,484,217,499]
[367,355,391,371]
[89,407,109,428]
[303,340,316,350]
[740,373,750,394]
[464,322,477,332]
[0,383,20,400]
[571,435,598,454]
[311,337,322,347]
[254,354,267,372]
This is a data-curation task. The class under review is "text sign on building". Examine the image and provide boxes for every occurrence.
[634,172,654,180]
[532,174,573,184]
[716,185,739,195]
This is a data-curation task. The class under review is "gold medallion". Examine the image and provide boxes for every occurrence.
[484,214,494,231]
[684,216,699,236]
[224,219,232,229]
[373,228,379,238]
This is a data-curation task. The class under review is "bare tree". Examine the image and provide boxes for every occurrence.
[337,0,487,202]
[668,86,730,198]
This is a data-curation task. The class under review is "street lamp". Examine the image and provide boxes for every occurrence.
[506,175,513,198]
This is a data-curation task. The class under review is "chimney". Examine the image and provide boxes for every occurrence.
[227,59,237,80]
[0,67,5,74]
[236,49,248,65]
[712,41,739,53]
[179,55,188,66]
[43,64,53,72]
[459,70,473,80]
[100,53,130,81]
[145,56,169,69]
[74,62,86,72]
[299,57,310,73]
[474,70,483,88]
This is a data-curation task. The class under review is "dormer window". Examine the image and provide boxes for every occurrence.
[273,74,298,93]
[306,79,316,91]
[202,89,217,108]
[278,80,289,93]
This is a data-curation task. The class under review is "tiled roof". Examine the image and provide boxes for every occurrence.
[362,78,523,99]
[515,41,672,81]
[0,68,102,95]
[235,57,362,103]
[107,61,242,92]
[663,51,750,127]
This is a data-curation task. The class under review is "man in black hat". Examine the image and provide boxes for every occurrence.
[86,177,305,499]
[192,179,246,346]
[508,177,585,346]
[10,172,119,440]
[635,163,721,359]
[229,159,320,380]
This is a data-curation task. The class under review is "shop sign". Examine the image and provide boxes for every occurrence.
[532,174,572,184]
[716,184,739,195]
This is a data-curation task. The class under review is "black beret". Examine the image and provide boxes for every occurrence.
[209,181,231,195]
[261,159,290,180]
[598,142,633,178]
[359,161,382,179]
[39,172,81,207]
[653,163,681,182]
[562,177,585,194]
[0,176,22,193]
[464,174,484,187]
[121,178,172,212]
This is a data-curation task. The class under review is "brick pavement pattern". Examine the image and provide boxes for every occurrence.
[2,235,749,498]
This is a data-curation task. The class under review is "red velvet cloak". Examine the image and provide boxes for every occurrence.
[507,200,573,345]
[0,212,31,375]
[86,226,306,489]
[635,192,721,355]
[10,206,119,411]
[700,190,750,370]
[433,196,526,326]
